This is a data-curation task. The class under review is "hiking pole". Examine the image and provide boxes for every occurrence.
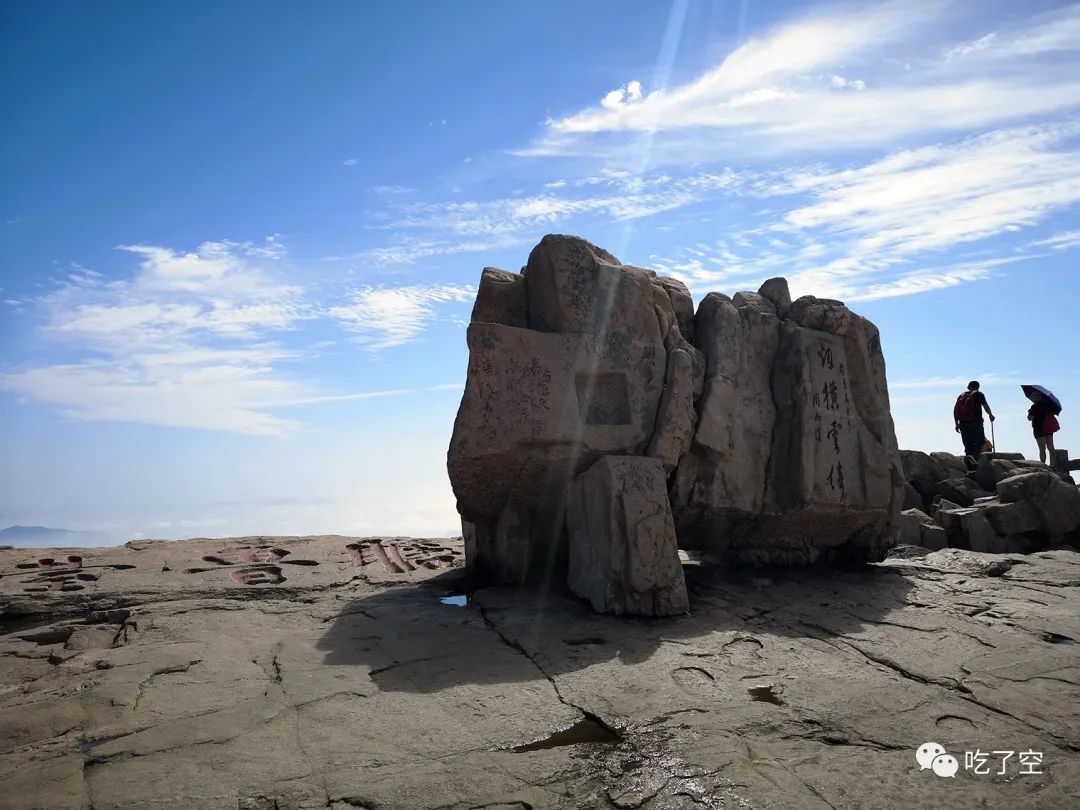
[991,420,996,453]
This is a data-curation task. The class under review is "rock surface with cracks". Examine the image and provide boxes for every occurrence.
[2,537,1079,809]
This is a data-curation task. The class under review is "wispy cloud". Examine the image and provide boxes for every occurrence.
[649,121,1080,301]
[369,184,414,195]
[361,170,746,264]
[276,382,463,407]
[1030,230,1080,251]
[519,2,1080,162]
[328,283,475,349]
[890,372,1022,390]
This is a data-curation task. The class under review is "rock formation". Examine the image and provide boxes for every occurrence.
[899,449,1080,554]
[448,235,905,615]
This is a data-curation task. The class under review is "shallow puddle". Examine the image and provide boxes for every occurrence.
[747,684,785,705]
[1044,632,1077,646]
[439,594,469,607]
[511,717,621,752]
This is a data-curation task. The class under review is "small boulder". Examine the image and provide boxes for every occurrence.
[930,452,968,480]
[758,277,792,318]
[933,477,991,508]
[899,508,947,551]
[471,267,527,327]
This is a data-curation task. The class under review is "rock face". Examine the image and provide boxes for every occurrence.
[672,290,904,565]
[448,235,905,614]
[3,538,1080,810]
[567,456,688,616]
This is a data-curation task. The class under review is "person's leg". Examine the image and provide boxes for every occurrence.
[961,422,983,459]
[1036,435,1047,464]
[1046,432,1057,468]
[960,423,974,458]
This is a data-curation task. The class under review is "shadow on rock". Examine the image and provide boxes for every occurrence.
[316,560,915,695]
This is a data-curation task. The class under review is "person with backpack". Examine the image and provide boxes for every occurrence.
[954,380,995,465]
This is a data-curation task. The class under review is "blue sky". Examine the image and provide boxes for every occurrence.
[2,0,1079,543]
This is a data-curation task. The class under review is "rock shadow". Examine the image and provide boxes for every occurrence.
[316,560,915,695]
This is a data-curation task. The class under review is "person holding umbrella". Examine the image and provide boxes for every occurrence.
[1023,384,1063,467]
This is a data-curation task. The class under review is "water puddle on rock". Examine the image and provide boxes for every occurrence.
[439,594,469,607]
[747,684,785,705]
[1044,632,1077,646]
[511,718,621,752]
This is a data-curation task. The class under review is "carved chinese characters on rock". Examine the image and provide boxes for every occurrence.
[811,338,855,501]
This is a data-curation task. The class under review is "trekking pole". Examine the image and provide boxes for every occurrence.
[991,420,996,453]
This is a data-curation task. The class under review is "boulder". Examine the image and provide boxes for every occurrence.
[901,450,944,492]
[983,499,1041,538]
[930,452,968,480]
[758,277,792,318]
[899,508,947,551]
[524,235,659,341]
[933,477,991,508]
[958,509,1008,554]
[471,267,527,327]
[567,456,688,616]
[974,456,1019,492]
[997,471,1080,537]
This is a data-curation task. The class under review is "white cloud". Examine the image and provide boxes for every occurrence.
[648,119,1079,302]
[830,75,866,90]
[328,284,476,349]
[2,239,476,432]
[363,170,748,264]
[944,32,997,61]
[0,240,318,435]
[843,257,1022,302]
[357,235,528,265]
[890,372,1022,390]
[1030,230,1080,251]
[343,157,360,167]
[518,3,1080,162]
[772,124,1080,259]
[2,354,305,436]
[369,184,414,195]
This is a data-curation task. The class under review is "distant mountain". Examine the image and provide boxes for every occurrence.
[0,525,117,548]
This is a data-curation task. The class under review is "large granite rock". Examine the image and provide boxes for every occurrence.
[448,236,685,592]
[3,538,1079,809]
[449,235,905,613]
[567,456,688,616]
[672,287,904,564]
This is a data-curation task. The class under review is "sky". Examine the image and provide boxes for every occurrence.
[2,0,1079,545]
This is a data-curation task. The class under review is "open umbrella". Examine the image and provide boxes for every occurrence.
[1022,384,1062,414]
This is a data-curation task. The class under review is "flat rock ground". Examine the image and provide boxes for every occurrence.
[1,537,1078,810]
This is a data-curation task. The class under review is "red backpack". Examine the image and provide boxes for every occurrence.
[954,391,979,422]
